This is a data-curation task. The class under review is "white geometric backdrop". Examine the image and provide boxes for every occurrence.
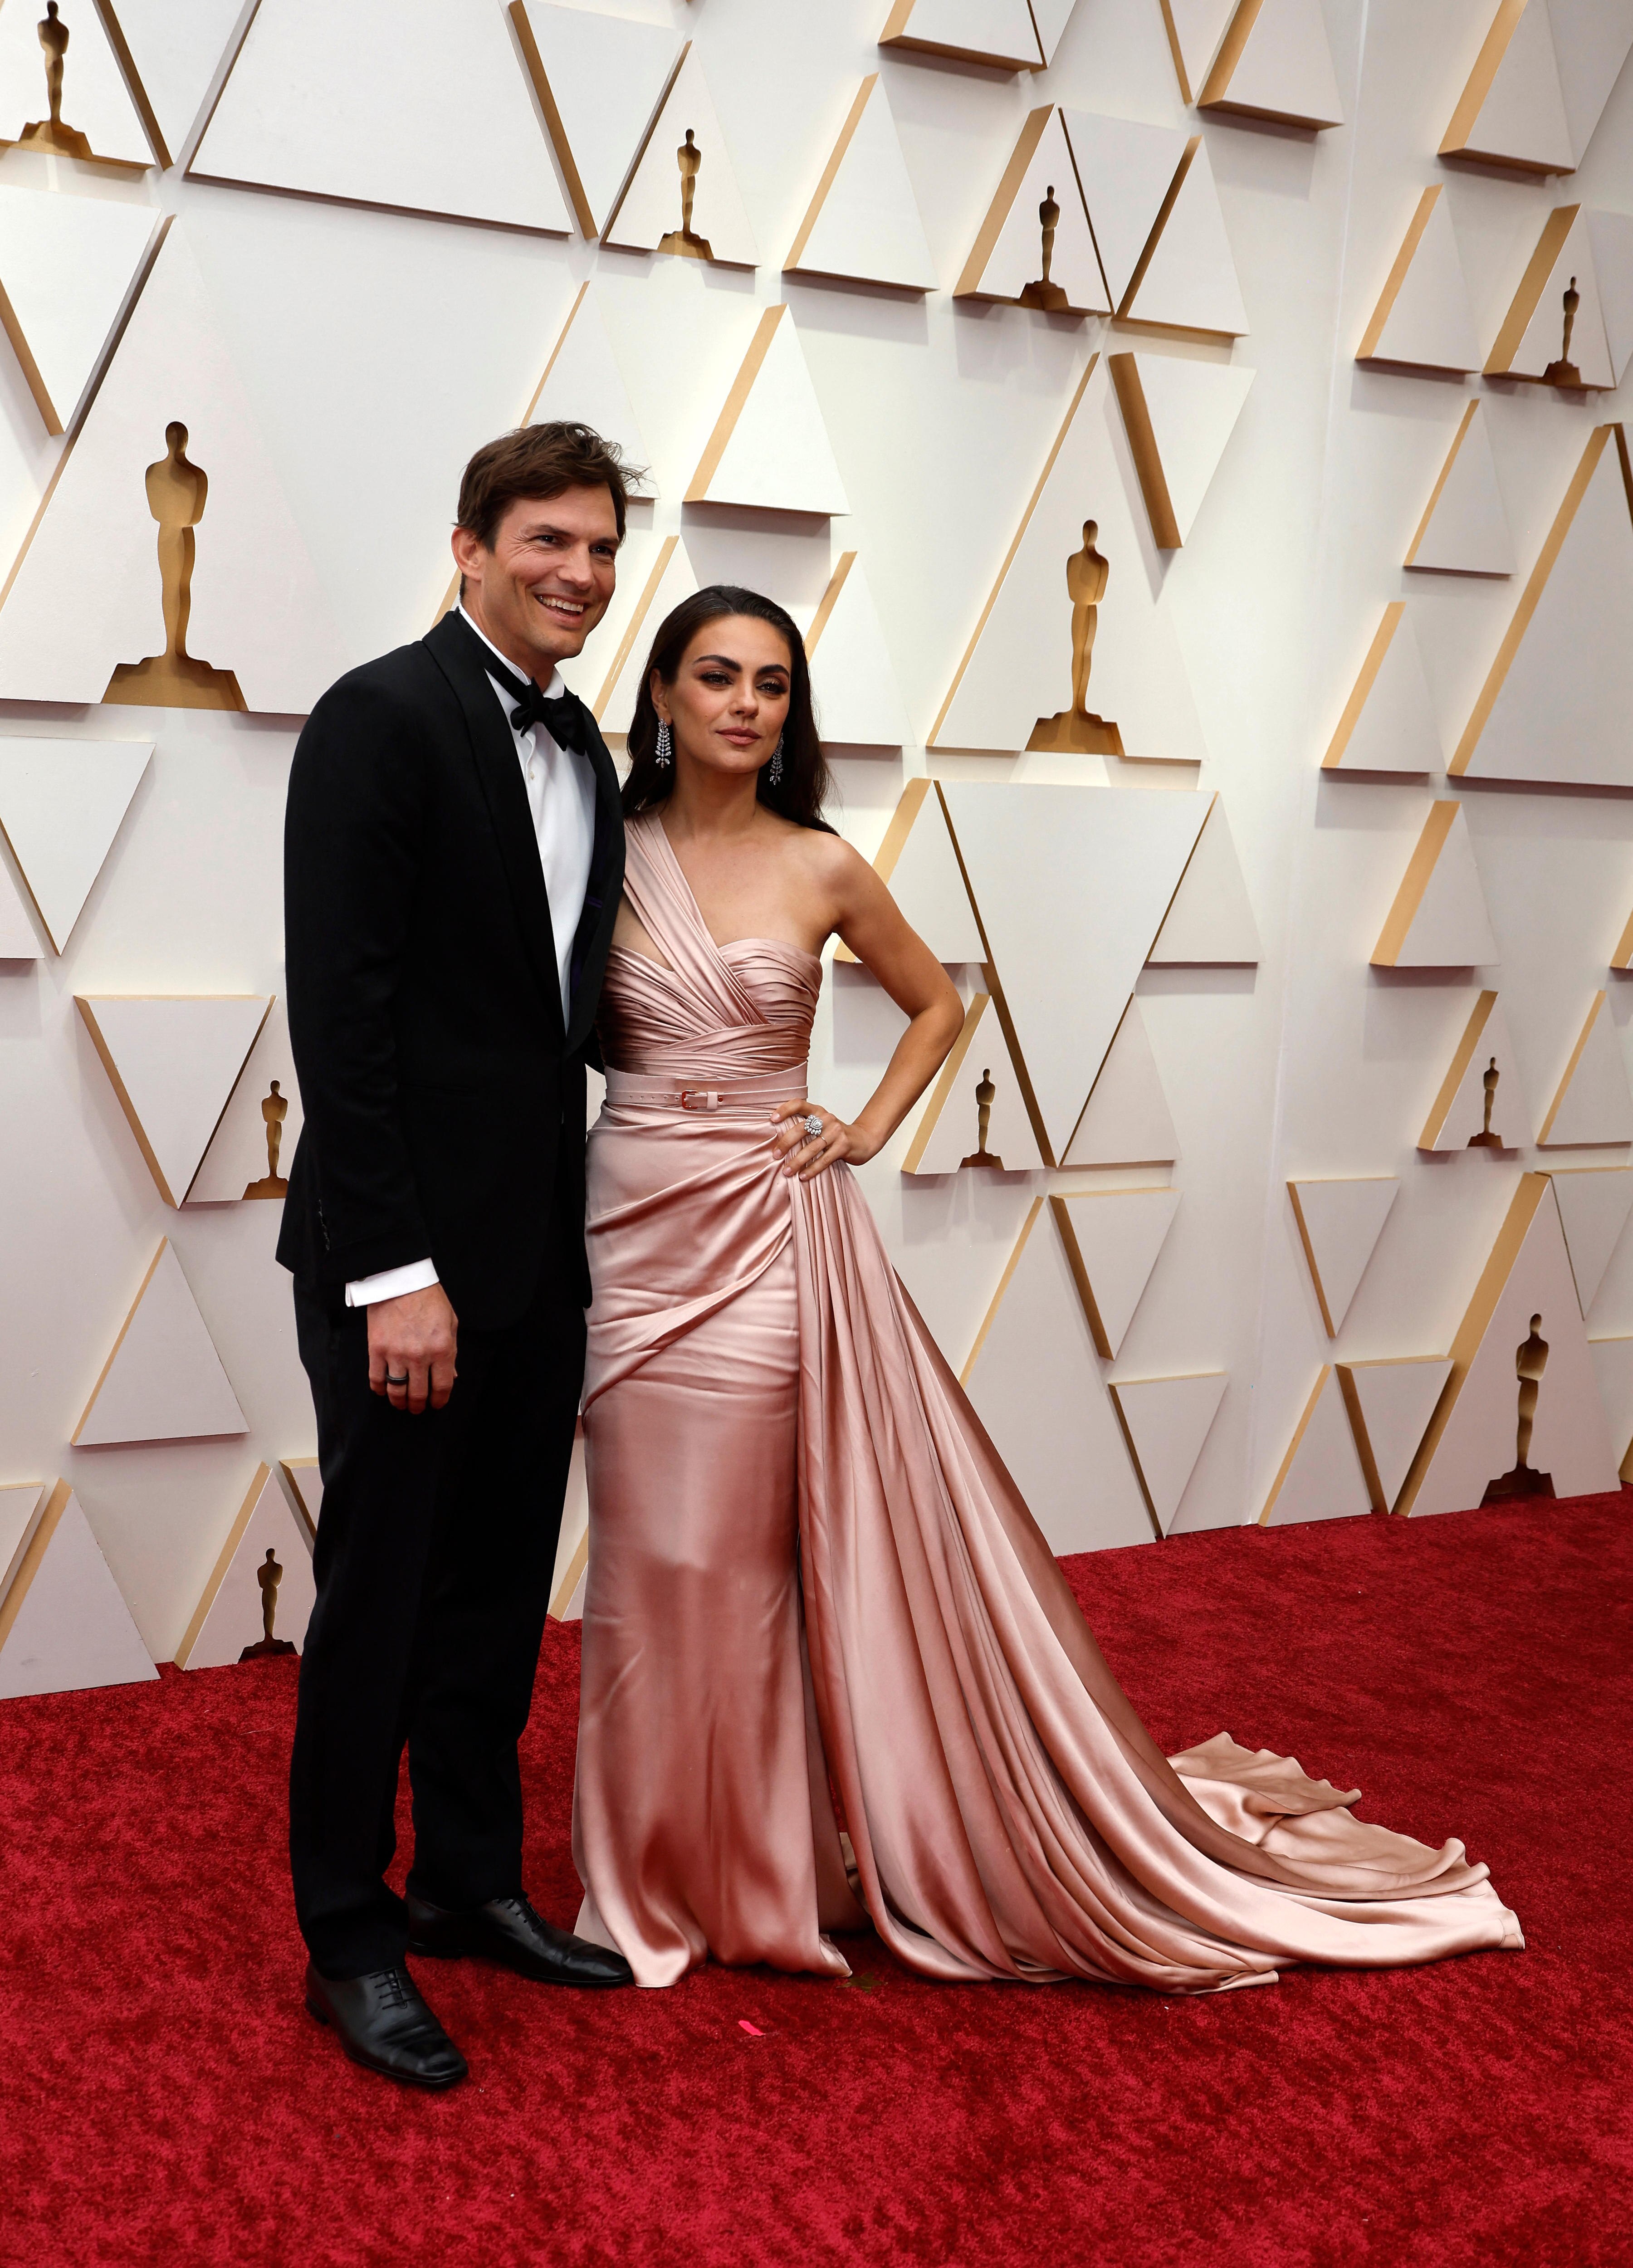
[3,0,1633,1692]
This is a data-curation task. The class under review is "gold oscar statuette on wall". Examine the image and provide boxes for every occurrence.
[239,1547,297,1661]
[17,3,93,159]
[243,1082,290,1199]
[1019,185,1069,313]
[1467,1056,1504,1149]
[1481,1315,1556,1503]
[1542,276,1583,388]
[104,423,247,712]
[1027,521,1124,754]
[961,1066,1004,1170]
[658,127,713,261]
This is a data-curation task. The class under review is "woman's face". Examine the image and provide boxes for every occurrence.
[652,616,792,783]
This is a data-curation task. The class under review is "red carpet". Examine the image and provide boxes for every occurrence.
[2,1494,1629,2268]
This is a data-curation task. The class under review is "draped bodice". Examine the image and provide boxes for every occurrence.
[596,813,819,1085]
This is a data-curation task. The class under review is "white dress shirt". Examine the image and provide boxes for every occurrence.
[344,606,599,1310]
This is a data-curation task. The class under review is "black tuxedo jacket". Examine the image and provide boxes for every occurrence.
[277,610,625,1328]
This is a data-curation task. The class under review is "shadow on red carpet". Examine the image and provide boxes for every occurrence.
[1,1492,1629,2268]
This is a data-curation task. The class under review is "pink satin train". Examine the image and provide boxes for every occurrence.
[572,813,1522,1990]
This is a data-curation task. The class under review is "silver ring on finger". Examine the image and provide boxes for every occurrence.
[802,1113,824,1139]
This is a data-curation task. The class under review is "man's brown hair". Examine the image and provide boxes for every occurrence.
[455,421,640,549]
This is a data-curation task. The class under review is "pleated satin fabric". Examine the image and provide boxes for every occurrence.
[572,813,1522,1990]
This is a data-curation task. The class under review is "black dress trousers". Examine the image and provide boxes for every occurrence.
[288,1193,586,1980]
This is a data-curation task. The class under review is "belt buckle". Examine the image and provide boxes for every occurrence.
[679,1088,719,1112]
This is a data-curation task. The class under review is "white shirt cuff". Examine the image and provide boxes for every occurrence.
[344,1259,440,1307]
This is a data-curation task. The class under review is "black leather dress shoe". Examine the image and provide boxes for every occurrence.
[304,1961,468,2090]
[406,1891,634,1987]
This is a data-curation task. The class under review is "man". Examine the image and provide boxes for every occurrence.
[279,422,636,2090]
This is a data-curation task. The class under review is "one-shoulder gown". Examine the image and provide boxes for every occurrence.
[572,813,1521,1990]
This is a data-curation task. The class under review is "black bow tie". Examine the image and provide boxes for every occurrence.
[473,633,592,754]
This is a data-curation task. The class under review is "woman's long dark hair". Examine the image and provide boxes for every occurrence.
[622,584,835,832]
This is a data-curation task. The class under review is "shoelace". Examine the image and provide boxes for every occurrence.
[376,1966,415,2011]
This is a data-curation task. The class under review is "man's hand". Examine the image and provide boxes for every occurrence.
[368,1284,459,1413]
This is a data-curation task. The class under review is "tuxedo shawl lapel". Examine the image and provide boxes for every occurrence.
[423,611,565,1044]
[566,723,626,1056]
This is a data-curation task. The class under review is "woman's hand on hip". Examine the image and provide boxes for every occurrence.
[771,1100,880,1179]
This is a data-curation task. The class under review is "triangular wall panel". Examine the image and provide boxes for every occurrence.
[961,1200,1155,1553]
[1550,0,1633,166]
[1148,795,1260,964]
[1441,0,1574,172]
[955,108,1108,315]
[100,0,254,169]
[786,75,937,293]
[76,994,272,1206]
[686,306,849,516]
[73,1241,248,1447]
[1452,425,1633,786]
[188,997,302,1203]
[1259,1367,1371,1525]
[1355,188,1481,374]
[878,0,1043,69]
[1110,351,1254,549]
[1159,0,1241,103]
[805,553,912,747]
[940,783,1208,1161]
[1109,1372,1227,1535]
[1062,997,1180,1167]
[280,1457,323,1534]
[1404,403,1515,577]
[176,1464,318,1670]
[1321,605,1443,774]
[1052,1188,1182,1360]
[1548,1166,1633,1312]
[1198,0,1345,129]
[0,740,151,955]
[1371,802,1499,969]
[1288,1176,1399,1336]
[0,1481,46,1604]
[591,535,699,733]
[901,992,1044,1174]
[191,0,571,233]
[929,357,1209,762]
[0,189,161,436]
[0,226,348,715]
[1537,993,1633,1146]
[510,1,680,238]
[1121,139,1249,337]
[1398,1173,1617,1515]
[1063,112,1190,310]
[523,283,650,472]
[0,0,152,164]
[1419,990,1532,1151]
[836,779,984,967]
[601,43,757,266]
[1486,205,1613,386]
[1337,1359,1453,1512]
[0,1483,156,1701]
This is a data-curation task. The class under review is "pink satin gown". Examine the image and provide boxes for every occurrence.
[572,813,1522,1990]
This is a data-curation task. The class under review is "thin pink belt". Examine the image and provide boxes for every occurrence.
[603,1066,808,1114]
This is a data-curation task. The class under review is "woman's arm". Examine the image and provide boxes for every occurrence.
[773,840,964,1180]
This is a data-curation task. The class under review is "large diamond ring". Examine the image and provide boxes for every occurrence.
[802,1114,824,1138]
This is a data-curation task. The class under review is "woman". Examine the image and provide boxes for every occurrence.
[571,586,1521,1991]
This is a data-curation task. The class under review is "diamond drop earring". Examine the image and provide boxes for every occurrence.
[768,735,785,788]
[655,719,673,769]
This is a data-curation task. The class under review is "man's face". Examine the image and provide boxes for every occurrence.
[452,484,620,679]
